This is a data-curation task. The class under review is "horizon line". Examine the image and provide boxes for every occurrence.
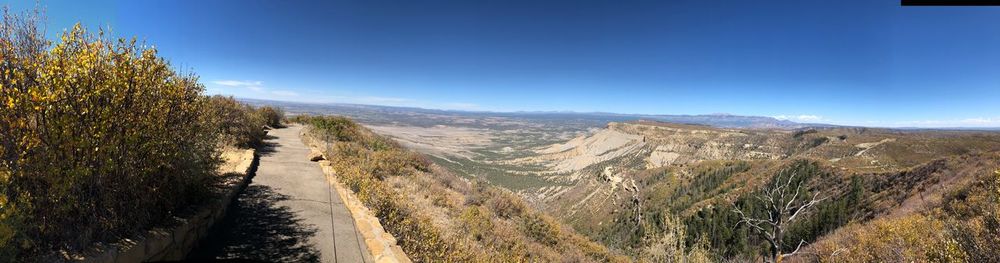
[233,97,1000,131]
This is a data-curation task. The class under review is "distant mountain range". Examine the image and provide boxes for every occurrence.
[239,98,825,130]
[238,98,998,131]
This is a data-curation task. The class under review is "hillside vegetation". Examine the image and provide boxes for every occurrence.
[806,154,1000,262]
[0,10,283,260]
[365,117,1000,261]
[294,115,626,262]
[521,121,1000,261]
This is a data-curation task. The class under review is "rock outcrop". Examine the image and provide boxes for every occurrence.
[308,149,325,162]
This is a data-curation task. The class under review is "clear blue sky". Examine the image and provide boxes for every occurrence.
[5,0,1000,127]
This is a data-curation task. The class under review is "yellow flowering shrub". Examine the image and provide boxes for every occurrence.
[0,9,245,259]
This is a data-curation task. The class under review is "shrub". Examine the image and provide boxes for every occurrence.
[203,95,266,147]
[486,192,526,219]
[304,115,361,142]
[0,10,226,259]
[523,213,562,246]
[459,206,494,241]
[810,215,963,262]
[939,168,1000,262]
[257,106,285,128]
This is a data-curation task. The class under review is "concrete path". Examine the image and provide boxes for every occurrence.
[188,125,371,262]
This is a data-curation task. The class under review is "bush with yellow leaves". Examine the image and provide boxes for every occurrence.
[0,9,256,259]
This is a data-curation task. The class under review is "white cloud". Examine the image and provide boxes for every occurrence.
[210,79,299,95]
[324,96,414,105]
[442,102,479,110]
[212,80,262,87]
[773,115,823,122]
[208,81,477,111]
[311,95,481,111]
[960,118,1000,125]
[211,80,265,92]
[362,96,413,103]
[889,117,1000,128]
[270,90,299,97]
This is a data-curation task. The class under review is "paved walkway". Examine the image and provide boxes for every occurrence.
[189,125,371,262]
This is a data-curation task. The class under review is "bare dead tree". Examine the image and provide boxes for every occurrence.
[733,169,826,263]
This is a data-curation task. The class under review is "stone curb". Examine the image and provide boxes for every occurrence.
[68,148,259,263]
[317,161,412,263]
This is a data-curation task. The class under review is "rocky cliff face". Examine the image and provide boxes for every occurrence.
[513,121,796,228]
[614,121,789,167]
[517,121,790,182]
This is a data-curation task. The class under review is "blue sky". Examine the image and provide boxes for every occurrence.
[5,0,1000,127]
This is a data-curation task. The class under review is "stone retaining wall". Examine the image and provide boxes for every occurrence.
[73,148,258,263]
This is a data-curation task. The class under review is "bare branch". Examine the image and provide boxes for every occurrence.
[787,192,827,223]
[733,207,775,235]
[776,171,796,208]
[783,171,797,193]
[784,179,804,213]
[830,248,847,258]
[780,240,808,258]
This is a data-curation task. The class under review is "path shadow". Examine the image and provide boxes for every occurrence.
[256,130,282,157]
[257,140,280,157]
[186,184,321,262]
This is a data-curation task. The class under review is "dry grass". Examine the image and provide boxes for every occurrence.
[799,153,1000,263]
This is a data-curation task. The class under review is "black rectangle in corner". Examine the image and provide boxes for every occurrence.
[902,0,1000,5]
